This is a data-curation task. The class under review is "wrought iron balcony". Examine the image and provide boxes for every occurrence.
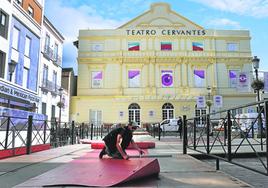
[41,80,61,95]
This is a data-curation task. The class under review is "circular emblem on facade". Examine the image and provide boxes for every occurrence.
[162,74,173,86]
[239,74,247,83]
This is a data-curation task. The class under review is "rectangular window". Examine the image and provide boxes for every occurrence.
[42,65,48,85]
[161,42,172,51]
[51,105,55,118]
[0,51,6,78]
[25,36,31,57]
[28,6,34,17]
[42,102,46,115]
[16,0,23,5]
[54,43,58,60]
[128,42,140,51]
[128,70,140,88]
[0,10,9,38]
[44,34,50,52]
[227,43,238,51]
[194,69,205,87]
[22,67,29,88]
[91,71,103,88]
[12,27,20,50]
[192,42,204,51]
[53,71,57,91]
[91,43,103,52]
[229,70,239,87]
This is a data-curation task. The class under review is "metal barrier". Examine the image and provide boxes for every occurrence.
[183,100,268,176]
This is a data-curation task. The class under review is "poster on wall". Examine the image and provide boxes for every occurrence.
[196,96,206,108]
[91,71,103,88]
[161,70,173,87]
[128,70,140,87]
[236,72,250,92]
[229,70,238,87]
[194,69,205,87]
[213,95,223,108]
[264,72,268,93]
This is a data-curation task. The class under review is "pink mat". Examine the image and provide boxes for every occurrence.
[16,150,160,187]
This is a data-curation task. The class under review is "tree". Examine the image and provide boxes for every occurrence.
[251,79,264,91]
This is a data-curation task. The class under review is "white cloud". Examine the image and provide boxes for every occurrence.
[44,0,127,73]
[207,18,242,29]
[190,0,268,18]
[45,1,125,42]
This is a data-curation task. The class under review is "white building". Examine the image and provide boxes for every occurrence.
[39,16,65,123]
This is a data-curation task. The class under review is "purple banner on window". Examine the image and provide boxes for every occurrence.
[194,70,205,78]
[93,72,102,79]
[128,70,140,79]
[229,70,237,78]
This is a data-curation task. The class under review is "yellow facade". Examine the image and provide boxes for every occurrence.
[71,3,255,125]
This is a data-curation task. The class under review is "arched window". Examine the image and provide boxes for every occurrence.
[128,103,140,125]
[162,103,174,120]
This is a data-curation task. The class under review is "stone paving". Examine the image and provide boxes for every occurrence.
[0,134,266,187]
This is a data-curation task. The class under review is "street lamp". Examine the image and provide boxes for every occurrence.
[252,56,260,102]
[58,87,64,127]
[206,86,212,114]
[8,60,17,82]
[7,60,17,108]
[252,56,263,137]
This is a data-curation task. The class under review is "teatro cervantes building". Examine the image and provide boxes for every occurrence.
[71,3,255,126]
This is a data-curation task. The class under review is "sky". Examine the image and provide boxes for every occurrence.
[44,0,268,75]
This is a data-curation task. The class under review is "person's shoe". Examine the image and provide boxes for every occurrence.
[99,148,106,159]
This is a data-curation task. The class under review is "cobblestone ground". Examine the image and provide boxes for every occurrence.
[202,158,268,188]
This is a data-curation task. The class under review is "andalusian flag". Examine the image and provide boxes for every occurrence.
[161,42,172,51]
[192,42,204,51]
[128,42,140,51]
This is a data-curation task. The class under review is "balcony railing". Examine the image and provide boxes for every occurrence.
[41,80,61,95]
[43,45,62,67]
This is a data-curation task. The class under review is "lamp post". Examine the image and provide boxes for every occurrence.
[252,56,260,102]
[58,87,64,128]
[206,86,212,114]
[252,56,262,137]
[8,60,17,82]
[7,60,17,108]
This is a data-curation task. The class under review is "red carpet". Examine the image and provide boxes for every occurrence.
[16,150,160,187]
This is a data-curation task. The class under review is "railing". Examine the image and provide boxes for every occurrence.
[0,114,115,158]
[40,80,61,95]
[43,45,62,67]
[182,100,268,176]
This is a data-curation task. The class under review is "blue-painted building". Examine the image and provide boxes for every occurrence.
[9,17,40,92]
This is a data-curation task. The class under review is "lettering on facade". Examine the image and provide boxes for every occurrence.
[126,29,206,36]
[0,84,40,103]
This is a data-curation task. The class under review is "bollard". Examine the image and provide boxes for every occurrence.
[71,121,75,145]
[206,114,210,154]
[26,115,33,155]
[216,158,220,170]
[227,110,232,161]
[183,115,187,154]
[90,123,93,140]
[158,123,161,141]
[44,120,47,144]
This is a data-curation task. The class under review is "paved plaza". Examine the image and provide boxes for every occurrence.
[0,134,267,187]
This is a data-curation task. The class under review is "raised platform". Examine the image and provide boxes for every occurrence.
[90,141,155,149]
[16,150,160,187]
